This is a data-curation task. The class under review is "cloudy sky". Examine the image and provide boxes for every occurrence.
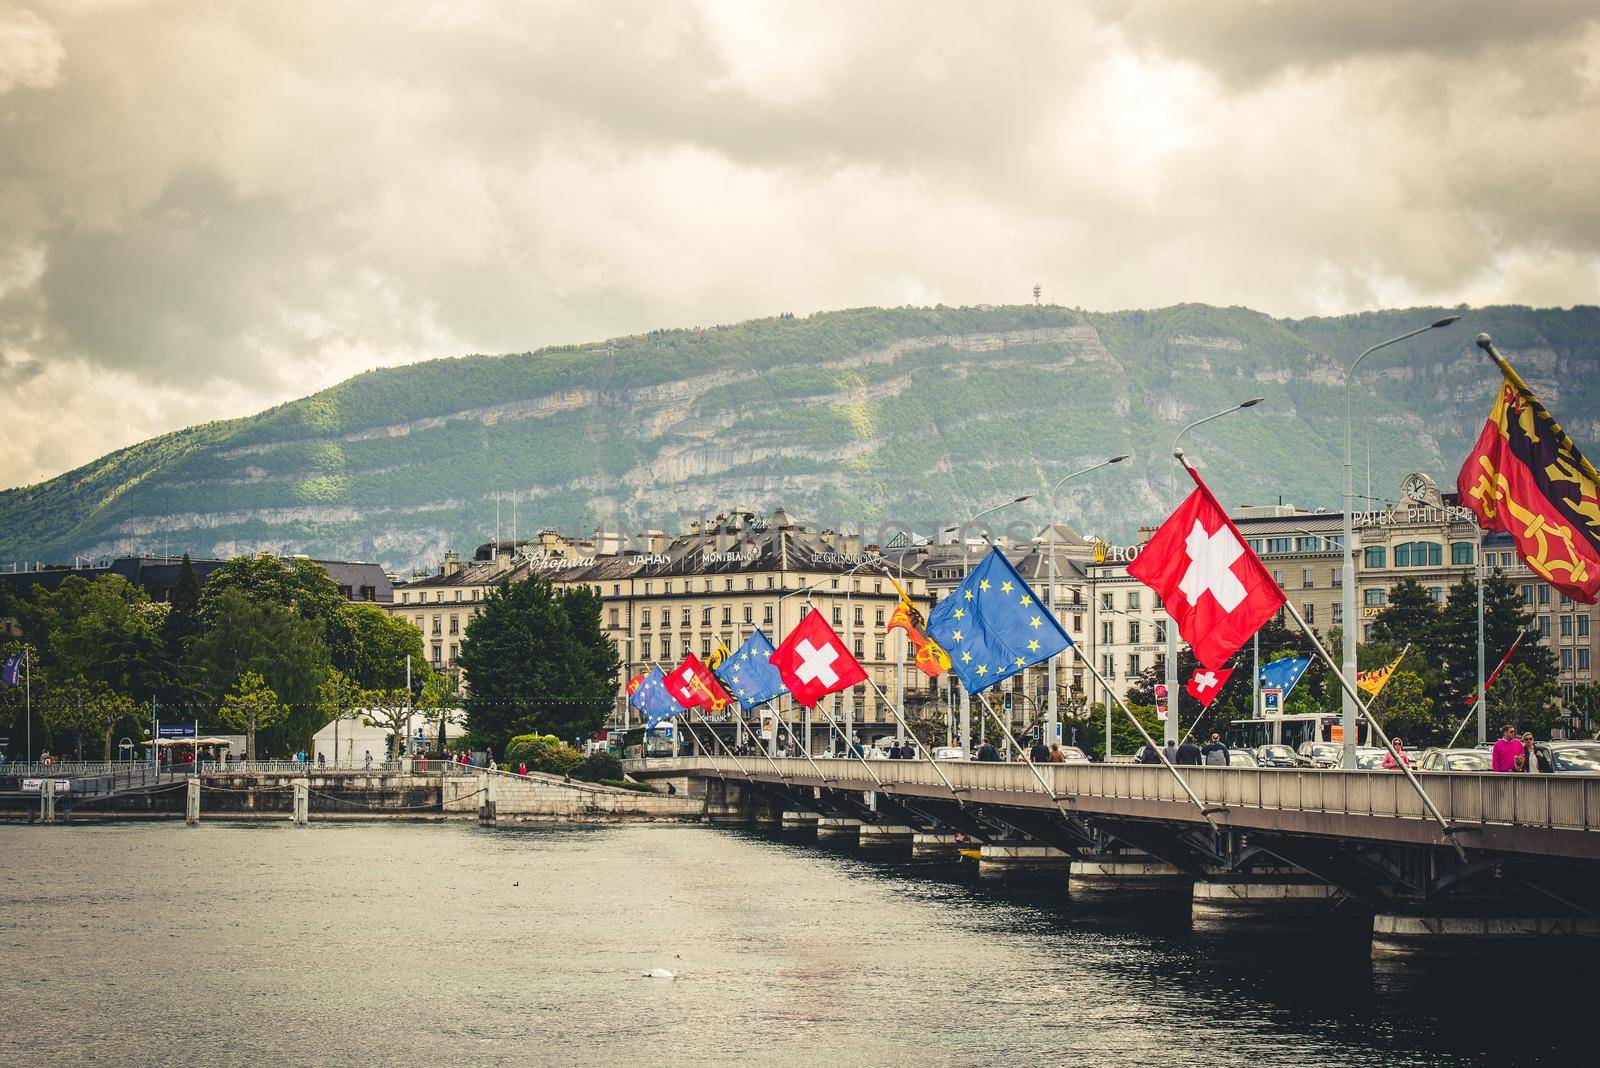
[2,0,1598,488]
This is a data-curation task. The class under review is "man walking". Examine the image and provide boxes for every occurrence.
[1491,724,1523,772]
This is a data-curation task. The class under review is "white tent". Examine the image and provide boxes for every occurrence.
[312,708,464,766]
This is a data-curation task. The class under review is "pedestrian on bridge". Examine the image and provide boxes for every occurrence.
[1048,744,1066,763]
[1201,733,1229,766]
[975,740,1000,762]
[1136,743,1160,765]
[1028,738,1050,764]
[1492,724,1523,772]
[1176,739,1204,766]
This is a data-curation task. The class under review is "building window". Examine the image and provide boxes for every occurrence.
[449,615,459,635]
[1102,654,1114,678]
[833,606,843,626]
[1266,537,1293,554]
[767,576,775,589]
[1101,621,1114,645]
[1538,616,1551,637]
[744,605,753,623]
[1128,621,1141,644]
[1364,589,1386,608]
[746,578,755,590]
[660,637,670,659]
[1364,546,1387,568]
[763,605,773,624]
[1579,616,1590,638]
[1561,615,1574,638]
[702,607,712,626]
[1332,602,1343,625]
[431,614,442,636]
[853,606,863,626]
[449,644,458,662]
[1562,649,1572,671]
[641,607,652,628]
[1521,585,1535,605]
[1539,586,1551,606]
[401,592,409,604]
[1128,653,1142,676]
[608,607,618,627]
[1154,621,1166,643]
[875,640,884,660]
[1302,569,1313,588]
[1580,649,1591,671]
[612,584,620,596]
[1128,591,1141,611]
[431,644,442,665]
[722,606,732,624]
[1303,603,1315,624]
[1332,569,1341,587]
[875,607,885,626]
[702,640,711,658]
[1452,541,1475,565]
[1073,615,1084,632]
[1273,570,1284,586]
[1394,542,1442,567]
[1101,593,1113,611]
[853,638,864,658]
[681,607,691,627]
[453,590,462,602]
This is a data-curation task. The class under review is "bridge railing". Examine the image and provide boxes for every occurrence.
[676,757,1600,835]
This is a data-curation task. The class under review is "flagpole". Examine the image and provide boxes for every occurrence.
[649,659,729,777]
[24,647,32,764]
[1277,598,1467,860]
[811,698,888,790]
[974,692,1064,803]
[764,698,840,784]
[1447,632,1527,749]
[863,675,959,794]
[1072,647,1219,830]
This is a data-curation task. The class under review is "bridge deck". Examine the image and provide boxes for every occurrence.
[636,757,1600,861]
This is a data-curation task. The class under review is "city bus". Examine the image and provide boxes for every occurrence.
[1225,713,1371,752]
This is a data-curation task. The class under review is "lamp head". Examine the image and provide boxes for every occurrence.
[1109,453,1130,464]
[1013,494,1033,504]
[1239,396,1265,409]
[1432,315,1462,329]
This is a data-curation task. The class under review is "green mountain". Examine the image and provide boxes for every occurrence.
[5,303,1599,570]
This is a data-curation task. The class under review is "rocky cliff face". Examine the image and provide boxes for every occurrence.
[4,302,1597,570]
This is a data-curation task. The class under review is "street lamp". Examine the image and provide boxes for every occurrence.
[941,493,1034,754]
[1163,398,1266,743]
[1045,454,1129,747]
[1340,315,1461,767]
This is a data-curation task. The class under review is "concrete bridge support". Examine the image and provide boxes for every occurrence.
[40,778,56,824]
[478,773,498,825]
[912,833,964,859]
[750,802,780,830]
[1192,876,1354,926]
[816,817,862,843]
[292,778,309,825]
[1371,915,1600,960]
[978,843,1071,879]
[781,810,819,833]
[1068,855,1192,896]
[857,824,914,849]
[703,779,747,824]
[185,777,200,826]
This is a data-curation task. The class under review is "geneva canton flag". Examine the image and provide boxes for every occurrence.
[925,547,1072,696]
[714,630,788,710]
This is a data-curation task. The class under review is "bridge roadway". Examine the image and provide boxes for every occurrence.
[632,756,1600,947]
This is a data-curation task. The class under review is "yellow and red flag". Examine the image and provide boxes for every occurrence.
[1356,653,1404,696]
[883,575,949,678]
[1458,352,1600,604]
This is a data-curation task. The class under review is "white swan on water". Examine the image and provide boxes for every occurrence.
[643,954,681,979]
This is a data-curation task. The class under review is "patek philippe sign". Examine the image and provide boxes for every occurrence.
[1351,506,1456,529]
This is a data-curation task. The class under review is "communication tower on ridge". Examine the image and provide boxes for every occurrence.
[1032,284,1041,305]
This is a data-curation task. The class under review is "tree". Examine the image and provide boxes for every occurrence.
[192,588,331,755]
[315,670,362,760]
[161,554,204,661]
[33,576,164,704]
[457,577,620,752]
[341,603,425,690]
[218,671,288,760]
[198,554,356,671]
[1436,574,1555,713]
[1488,662,1560,738]
[1368,578,1441,649]
[359,687,412,760]
[40,677,140,761]
[1367,668,1437,744]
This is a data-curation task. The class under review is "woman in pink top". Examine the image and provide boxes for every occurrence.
[1491,724,1524,772]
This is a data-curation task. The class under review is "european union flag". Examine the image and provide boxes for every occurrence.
[628,667,679,727]
[926,547,1072,696]
[1258,656,1310,699]
[715,630,788,710]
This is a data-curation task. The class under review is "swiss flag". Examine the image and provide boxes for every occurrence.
[768,608,867,708]
[665,653,732,711]
[1128,466,1286,671]
[1185,666,1234,709]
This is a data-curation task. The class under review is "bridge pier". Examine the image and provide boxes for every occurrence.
[479,772,497,825]
[781,810,819,833]
[1192,876,1356,926]
[40,778,57,824]
[815,817,862,842]
[857,823,914,849]
[912,833,964,859]
[1068,854,1192,896]
[750,803,780,830]
[702,779,747,824]
[292,778,309,825]
[1371,915,1600,960]
[978,843,1071,879]
[185,777,200,826]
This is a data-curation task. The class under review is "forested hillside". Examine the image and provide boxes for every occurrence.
[3,302,1598,570]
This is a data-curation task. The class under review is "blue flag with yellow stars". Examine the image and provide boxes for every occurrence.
[925,547,1073,696]
[714,630,789,710]
[628,667,680,727]
[1258,656,1310,700]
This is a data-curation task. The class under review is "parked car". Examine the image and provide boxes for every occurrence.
[1228,749,1259,768]
[1254,745,1299,768]
[1297,742,1343,768]
[1533,740,1600,773]
[931,746,966,761]
[1417,748,1492,772]
[1353,747,1391,770]
[1057,746,1091,764]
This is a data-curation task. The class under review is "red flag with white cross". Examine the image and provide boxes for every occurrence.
[664,653,733,711]
[768,608,868,708]
[1128,465,1286,671]
[1185,666,1233,709]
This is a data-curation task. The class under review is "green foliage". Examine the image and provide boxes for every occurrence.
[1368,668,1435,744]
[218,671,288,760]
[358,687,412,759]
[192,587,330,755]
[341,603,425,690]
[457,577,619,750]
[575,750,623,782]
[504,733,584,774]
[40,677,141,761]
[32,575,164,703]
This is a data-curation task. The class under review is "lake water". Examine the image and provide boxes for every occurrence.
[0,821,1589,1066]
